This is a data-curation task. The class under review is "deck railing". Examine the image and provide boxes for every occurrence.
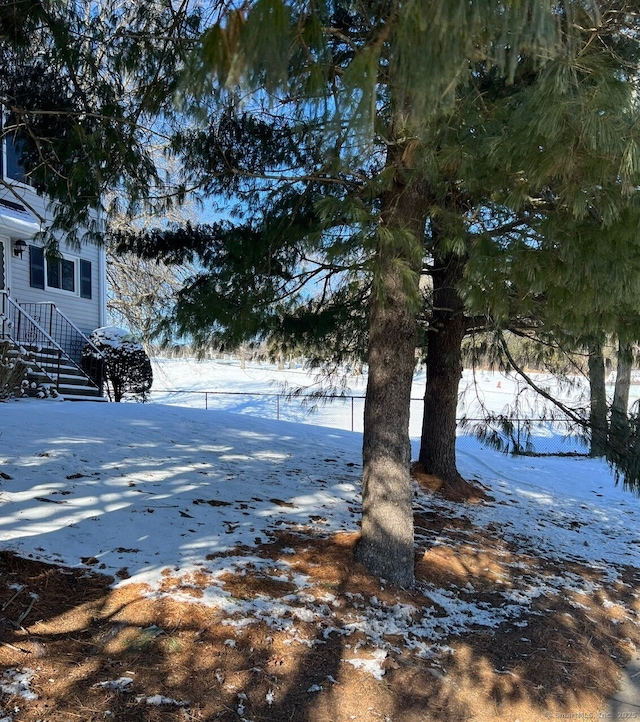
[0,291,62,388]
[18,301,103,391]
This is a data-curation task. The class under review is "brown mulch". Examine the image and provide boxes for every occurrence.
[1,513,639,722]
[411,462,491,502]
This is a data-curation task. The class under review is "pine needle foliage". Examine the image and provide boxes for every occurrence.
[107,0,640,582]
[0,0,204,247]
[609,413,640,495]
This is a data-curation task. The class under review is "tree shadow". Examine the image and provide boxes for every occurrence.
[2,513,636,722]
[1,402,637,721]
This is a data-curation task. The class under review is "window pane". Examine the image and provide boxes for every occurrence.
[45,256,78,293]
[29,246,45,289]
[80,259,92,299]
[5,134,28,184]
[61,258,75,292]
[47,259,60,289]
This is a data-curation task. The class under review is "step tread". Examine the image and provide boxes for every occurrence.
[62,394,108,402]
[26,369,101,391]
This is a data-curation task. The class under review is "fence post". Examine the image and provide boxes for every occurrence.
[351,397,354,432]
[205,392,208,410]
[277,395,280,420]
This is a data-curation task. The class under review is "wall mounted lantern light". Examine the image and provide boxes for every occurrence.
[13,238,27,258]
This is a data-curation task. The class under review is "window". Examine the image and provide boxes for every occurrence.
[2,131,30,185]
[29,245,92,299]
[29,245,44,289]
[47,256,75,292]
[80,259,92,299]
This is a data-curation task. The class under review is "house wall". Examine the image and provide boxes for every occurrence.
[0,184,105,337]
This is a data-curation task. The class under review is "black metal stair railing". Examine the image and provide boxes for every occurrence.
[0,291,62,389]
[18,301,104,392]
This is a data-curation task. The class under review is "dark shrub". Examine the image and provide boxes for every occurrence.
[85,327,152,402]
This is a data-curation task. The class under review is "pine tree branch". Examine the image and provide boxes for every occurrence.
[497,330,588,429]
[0,179,46,222]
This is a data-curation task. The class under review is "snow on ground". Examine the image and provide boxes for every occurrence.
[150,356,370,431]
[2,357,640,683]
[0,400,362,583]
[150,356,637,446]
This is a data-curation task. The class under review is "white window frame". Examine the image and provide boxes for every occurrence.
[44,251,81,297]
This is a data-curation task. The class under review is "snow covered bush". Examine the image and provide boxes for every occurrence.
[85,327,152,402]
[0,342,57,400]
[0,341,28,400]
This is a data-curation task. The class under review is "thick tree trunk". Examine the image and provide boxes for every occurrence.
[418,252,477,498]
[610,340,633,459]
[588,340,608,458]
[419,318,466,481]
[355,176,426,589]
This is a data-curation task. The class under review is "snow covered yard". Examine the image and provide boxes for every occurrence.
[1,360,640,721]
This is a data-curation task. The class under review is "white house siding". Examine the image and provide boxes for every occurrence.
[0,185,105,337]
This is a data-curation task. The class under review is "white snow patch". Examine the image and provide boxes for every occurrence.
[93,677,133,691]
[144,695,188,706]
[345,649,388,680]
[292,608,316,622]
[89,326,143,351]
[0,669,37,701]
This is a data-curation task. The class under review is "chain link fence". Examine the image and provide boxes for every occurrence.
[147,389,588,456]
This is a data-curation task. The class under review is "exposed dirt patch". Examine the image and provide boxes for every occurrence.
[1,515,638,722]
[411,462,490,502]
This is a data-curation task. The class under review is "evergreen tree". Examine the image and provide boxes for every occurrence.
[118,1,640,585]
[416,8,640,485]
[10,0,640,584]
[610,340,634,459]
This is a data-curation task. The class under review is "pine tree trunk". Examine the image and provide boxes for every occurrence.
[588,340,608,458]
[418,252,477,498]
[355,174,426,589]
[610,340,633,459]
[419,314,466,484]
